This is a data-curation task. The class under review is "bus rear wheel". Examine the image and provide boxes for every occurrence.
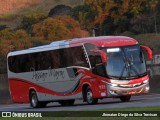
[30,91,47,108]
[86,87,98,104]
[120,95,131,102]
[59,100,75,106]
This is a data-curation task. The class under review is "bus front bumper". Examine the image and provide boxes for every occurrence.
[107,83,149,97]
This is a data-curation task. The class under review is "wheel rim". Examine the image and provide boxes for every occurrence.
[87,90,93,103]
[31,94,37,107]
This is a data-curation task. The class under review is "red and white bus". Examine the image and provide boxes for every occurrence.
[7,36,152,108]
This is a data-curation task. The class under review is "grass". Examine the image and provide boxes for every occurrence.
[0,106,160,120]
[99,106,160,111]
[0,14,18,21]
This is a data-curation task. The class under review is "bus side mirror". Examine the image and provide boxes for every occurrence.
[140,45,153,60]
[90,49,107,63]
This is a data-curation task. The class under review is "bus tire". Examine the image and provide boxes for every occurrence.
[59,100,75,106]
[120,95,131,102]
[30,91,47,108]
[86,87,98,104]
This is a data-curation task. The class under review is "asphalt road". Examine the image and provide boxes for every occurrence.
[0,93,160,111]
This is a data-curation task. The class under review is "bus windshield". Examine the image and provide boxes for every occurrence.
[105,45,147,79]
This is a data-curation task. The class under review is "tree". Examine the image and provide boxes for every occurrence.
[72,4,94,29]
[0,40,12,58]
[11,38,32,51]
[48,5,72,17]
[107,0,159,34]
[0,28,32,59]
[129,0,146,14]
[31,16,89,41]
[128,0,159,34]
[149,0,159,33]
[72,0,116,35]
[13,29,29,39]
[0,24,7,31]
[21,12,47,33]
[0,28,14,40]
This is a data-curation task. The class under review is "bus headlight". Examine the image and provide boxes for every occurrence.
[143,79,149,84]
[145,86,150,91]
[101,80,118,87]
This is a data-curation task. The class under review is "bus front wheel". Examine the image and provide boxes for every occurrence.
[120,95,131,102]
[30,91,46,108]
[86,87,98,104]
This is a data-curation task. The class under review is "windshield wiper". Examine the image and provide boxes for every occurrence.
[118,49,130,80]
[129,62,140,78]
[120,49,141,79]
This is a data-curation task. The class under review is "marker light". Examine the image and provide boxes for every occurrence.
[111,84,118,87]
[107,48,120,53]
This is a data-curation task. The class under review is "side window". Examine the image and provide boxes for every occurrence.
[63,48,73,67]
[64,46,89,68]
[28,54,36,71]
[84,43,98,68]
[8,54,28,73]
[59,49,66,68]
[8,46,89,73]
[8,56,17,73]
[19,55,26,72]
[39,52,52,70]
[72,47,88,67]
[51,50,61,69]
[33,53,40,70]
[84,43,106,77]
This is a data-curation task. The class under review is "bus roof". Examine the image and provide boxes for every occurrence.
[69,36,137,47]
[8,36,138,56]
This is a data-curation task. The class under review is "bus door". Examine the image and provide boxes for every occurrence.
[83,43,106,77]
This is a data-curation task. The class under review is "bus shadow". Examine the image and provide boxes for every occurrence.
[29,99,140,110]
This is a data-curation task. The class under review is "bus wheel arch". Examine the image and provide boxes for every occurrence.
[29,89,47,108]
[82,84,98,104]
[82,84,90,102]
[29,88,36,98]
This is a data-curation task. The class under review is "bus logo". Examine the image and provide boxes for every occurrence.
[2,112,11,117]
